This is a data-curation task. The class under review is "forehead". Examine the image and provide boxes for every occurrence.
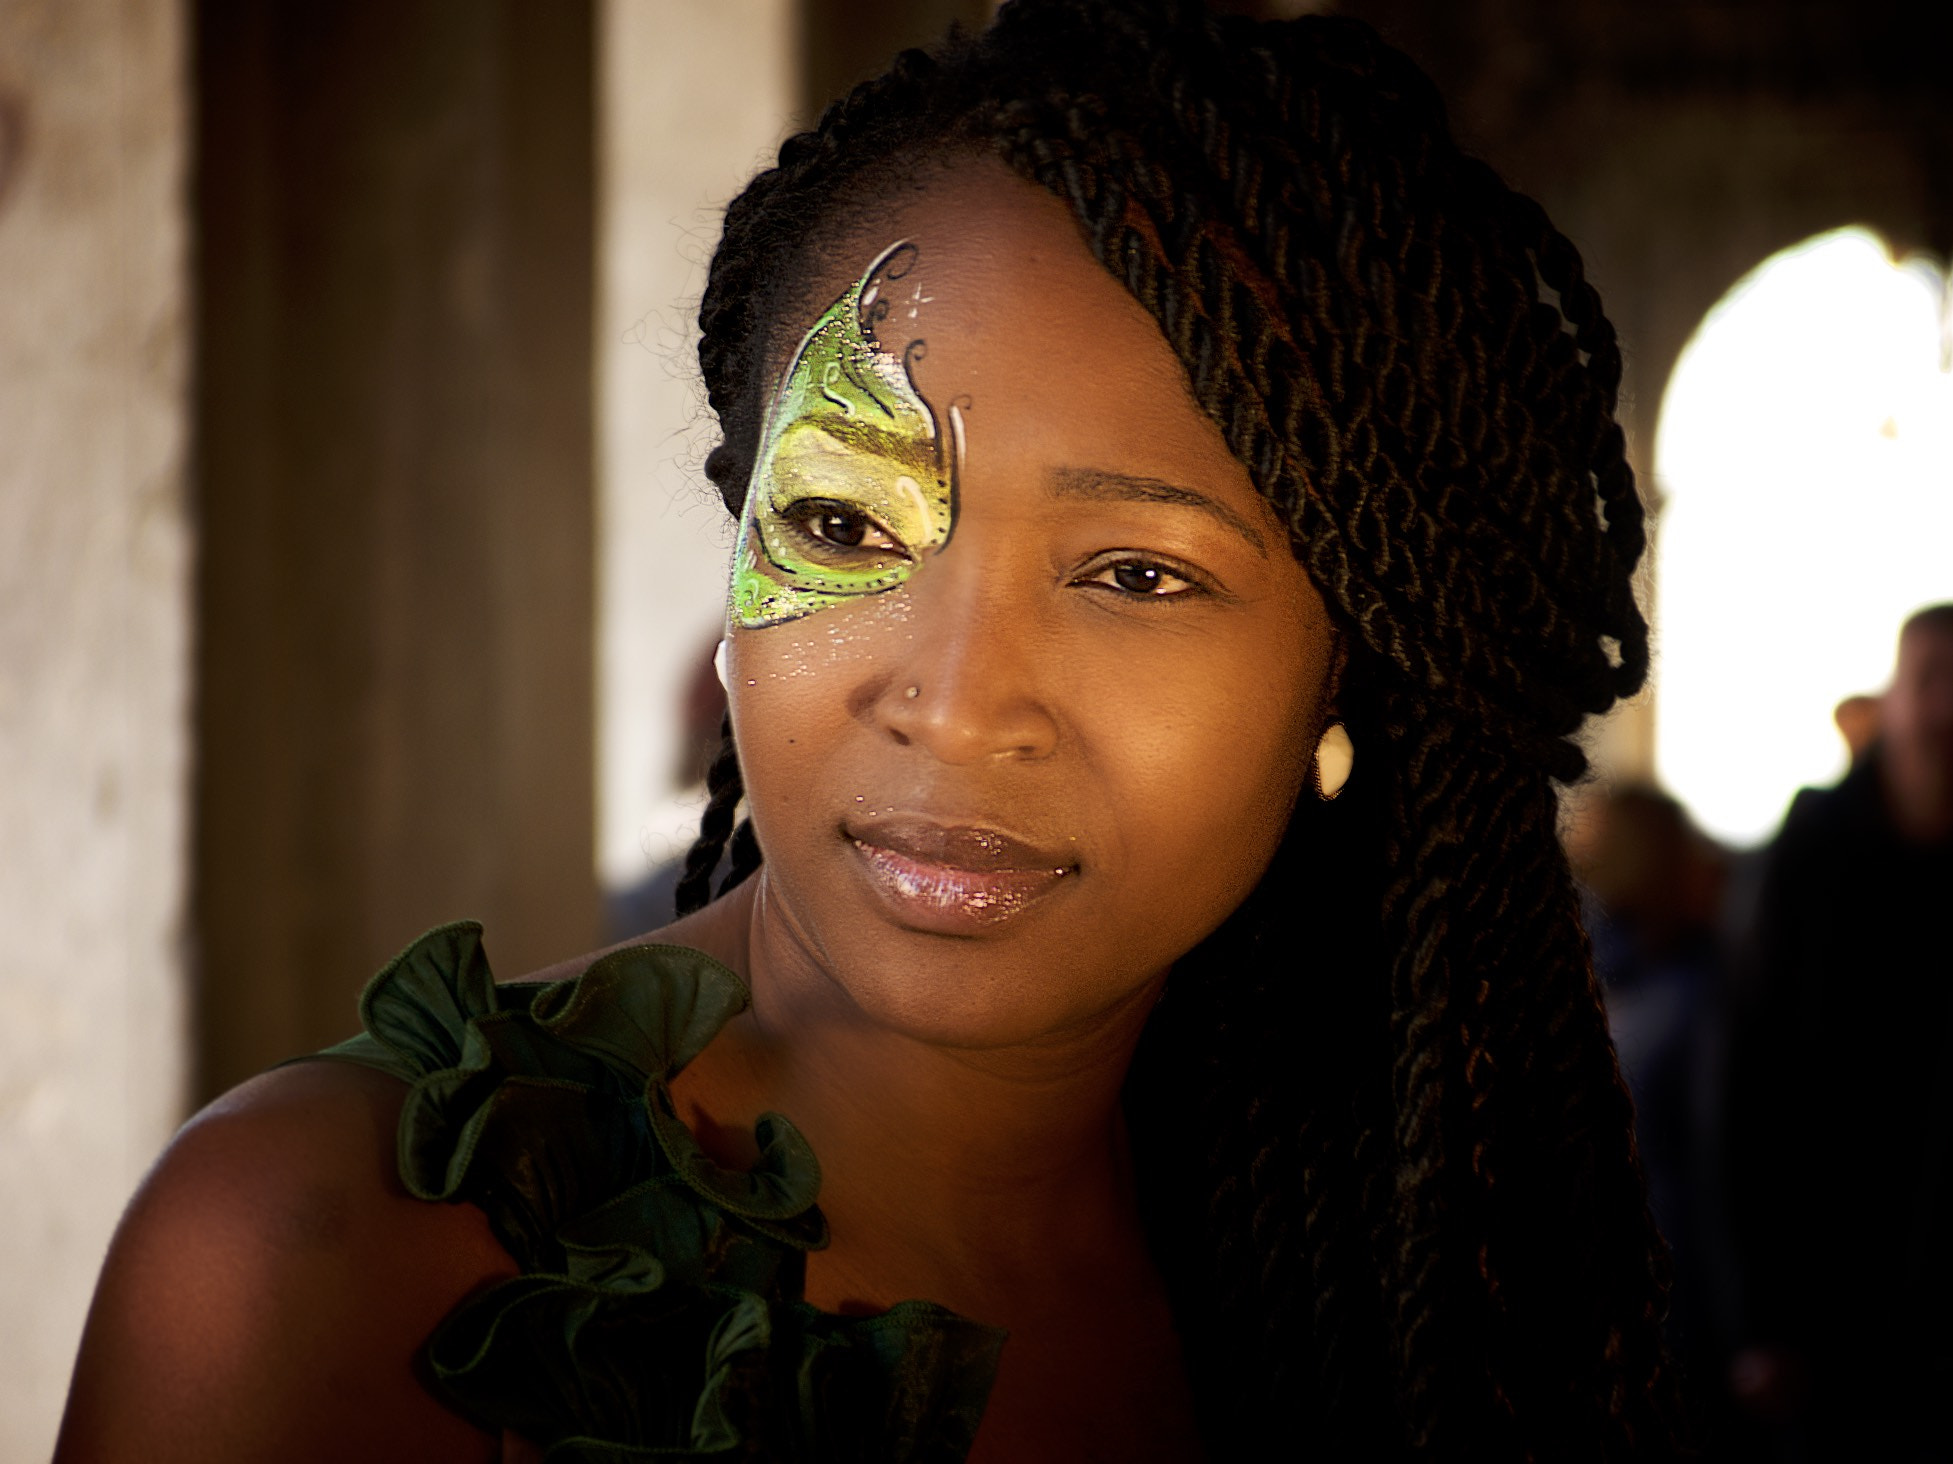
[779,160,1209,450]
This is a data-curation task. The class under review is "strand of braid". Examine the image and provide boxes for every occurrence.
[685,1,1678,1454]
[673,712,745,916]
[673,727,763,915]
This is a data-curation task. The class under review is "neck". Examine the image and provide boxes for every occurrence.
[672,875,1161,1301]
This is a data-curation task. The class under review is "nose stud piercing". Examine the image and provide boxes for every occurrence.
[1314,721,1354,801]
[904,685,921,699]
[712,639,730,692]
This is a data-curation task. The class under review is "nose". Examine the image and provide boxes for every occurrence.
[868,550,1060,764]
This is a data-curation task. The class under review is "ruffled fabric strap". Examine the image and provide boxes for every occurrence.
[428,1285,1003,1462]
[307,922,1005,1462]
[316,920,746,1086]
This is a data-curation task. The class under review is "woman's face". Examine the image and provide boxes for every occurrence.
[725,161,1334,1047]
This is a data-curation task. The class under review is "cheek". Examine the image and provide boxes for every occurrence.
[723,596,914,808]
[725,571,1326,982]
[1081,627,1320,932]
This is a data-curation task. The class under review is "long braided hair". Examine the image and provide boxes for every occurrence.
[679,3,1676,1455]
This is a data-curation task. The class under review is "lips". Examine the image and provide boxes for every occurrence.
[844,816,1075,931]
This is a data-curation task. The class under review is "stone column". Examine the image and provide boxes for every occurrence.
[0,1,191,1457]
[194,1,599,1099]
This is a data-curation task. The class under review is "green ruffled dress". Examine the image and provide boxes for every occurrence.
[308,921,1006,1462]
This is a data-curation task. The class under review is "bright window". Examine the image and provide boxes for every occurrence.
[1653,227,1953,846]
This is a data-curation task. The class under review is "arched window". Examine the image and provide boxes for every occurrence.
[1653,227,1952,845]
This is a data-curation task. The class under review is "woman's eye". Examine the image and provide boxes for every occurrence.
[813,510,868,547]
[784,500,904,554]
[1086,558,1202,598]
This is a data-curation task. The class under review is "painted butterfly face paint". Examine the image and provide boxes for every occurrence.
[730,240,963,629]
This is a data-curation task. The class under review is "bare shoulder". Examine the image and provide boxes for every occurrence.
[57,1060,516,1464]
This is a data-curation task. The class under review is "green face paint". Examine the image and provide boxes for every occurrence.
[730,241,960,629]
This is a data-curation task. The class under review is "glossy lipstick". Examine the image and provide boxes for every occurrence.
[845,817,1074,932]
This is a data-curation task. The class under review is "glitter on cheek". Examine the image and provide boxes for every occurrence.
[732,582,918,683]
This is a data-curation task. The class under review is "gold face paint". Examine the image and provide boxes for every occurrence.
[731,241,961,629]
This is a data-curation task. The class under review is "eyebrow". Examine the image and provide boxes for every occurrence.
[787,415,939,476]
[1046,467,1267,554]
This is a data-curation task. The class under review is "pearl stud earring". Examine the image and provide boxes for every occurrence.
[1314,721,1353,801]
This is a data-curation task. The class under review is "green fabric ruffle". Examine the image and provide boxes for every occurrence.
[314,921,1005,1462]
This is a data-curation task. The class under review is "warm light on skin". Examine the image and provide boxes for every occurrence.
[1654,227,1953,846]
[716,163,1334,1050]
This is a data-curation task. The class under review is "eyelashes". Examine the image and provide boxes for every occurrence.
[1076,556,1205,599]
[1072,549,1212,602]
[777,498,912,563]
[774,496,1213,605]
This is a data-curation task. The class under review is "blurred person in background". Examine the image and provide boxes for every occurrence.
[1569,785,1737,1441]
[1724,602,1953,1461]
[1831,693,1882,767]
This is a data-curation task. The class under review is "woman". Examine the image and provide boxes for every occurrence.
[58,3,1674,1459]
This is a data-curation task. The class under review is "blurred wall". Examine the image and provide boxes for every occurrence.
[800,0,991,120]
[0,2,191,1458]
[194,1,600,1100]
[596,0,793,892]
